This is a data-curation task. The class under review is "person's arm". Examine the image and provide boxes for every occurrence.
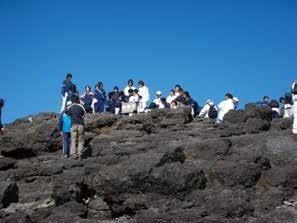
[58,114,63,133]
[199,105,208,117]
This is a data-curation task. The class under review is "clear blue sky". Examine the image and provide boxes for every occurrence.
[0,0,296,123]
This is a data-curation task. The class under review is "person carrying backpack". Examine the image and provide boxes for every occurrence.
[59,101,72,158]
[67,95,86,160]
[291,81,297,134]
[0,99,4,135]
[270,99,281,119]
[199,100,218,120]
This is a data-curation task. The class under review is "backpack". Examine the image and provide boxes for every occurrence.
[208,105,218,119]
[284,93,293,105]
[292,81,297,94]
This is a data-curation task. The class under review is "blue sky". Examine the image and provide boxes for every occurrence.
[0,0,296,123]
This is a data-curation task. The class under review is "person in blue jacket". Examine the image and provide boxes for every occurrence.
[59,101,72,158]
[94,82,106,113]
[0,98,4,135]
[184,91,199,117]
[60,73,74,112]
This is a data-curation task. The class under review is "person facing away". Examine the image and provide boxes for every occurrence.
[108,86,122,114]
[269,99,281,119]
[80,85,94,113]
[124,79,136,96]
[138,81,150,112]
[60,73,74,113]
[291,81,297,134]
[166,90,177,106]
[217,93,234,124]
[199,100,218,120]
[93,82,106,113]
[67,95,86,160]
[0,98,4,135]
[59,101,72,158]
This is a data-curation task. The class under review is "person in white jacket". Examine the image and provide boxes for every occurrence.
[153,91,164,108]
[291,81,297,134]
[216,93,235,124]
[138,81,150,112]
[199,100,217,119]
[124,79,136,96]
[166,90,177,106]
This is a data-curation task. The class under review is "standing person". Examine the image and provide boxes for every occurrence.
[68,95,86,160]
[59,101,72,158]
[61,73,74,113]
[138,81,150,112]
[283,93,293,118]
[124,79,136,96]
[166,90,177,106]
[199,100,218,120]
[93,82,106,113]
[174,85,182,97]
[80,85,94,113]
[0,98,4,135]
[292,81,297,134]
[217,93,234,124]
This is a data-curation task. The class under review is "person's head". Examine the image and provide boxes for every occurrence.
[156,91,162,98]
[128,89,134,96]
[70,84,77,93]
[133,89,139,95]
[138,80,144,87]
[263,96,269,102]
[113,86,119,93]
[85,85,91,92]
[171,100,177,107]
[0,99,4,108]
[175,85,181,92]
[225,93,233,100]
[128,79,134,87]
[71,95,80,104]
[170,90,175,96]
[66,73,72,82]
[184,91,191,99]
[279,97,285,104]
[97,82,103,89]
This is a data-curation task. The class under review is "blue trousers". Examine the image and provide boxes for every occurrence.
[63,132,71,157]
[95,101,105,113]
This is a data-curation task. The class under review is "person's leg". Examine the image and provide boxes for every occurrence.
[64,132,71,157]
[77,125,85,158]
[70,125,78,157]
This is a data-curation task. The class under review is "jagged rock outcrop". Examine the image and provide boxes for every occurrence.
[0,107,297,222]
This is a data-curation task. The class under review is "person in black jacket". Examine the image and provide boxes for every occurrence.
[67,95,86,159]
[0,98,4,135]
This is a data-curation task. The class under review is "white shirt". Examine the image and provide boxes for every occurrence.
[154,98,162,107]
[166,95,177,105]
[129,95,140,103]
[217,99,234,122]
[138,86,150,103]
[124,86,136,96]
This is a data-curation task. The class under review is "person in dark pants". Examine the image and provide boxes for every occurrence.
[94,82,106,113]
[59,101,72,158]
[0,98,4,135]
[80,85,94,113]
[61,73,74,113]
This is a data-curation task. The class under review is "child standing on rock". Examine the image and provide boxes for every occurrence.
[59,101,72,158]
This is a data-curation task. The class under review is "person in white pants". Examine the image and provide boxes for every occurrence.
[138,81,150,112]
[291,81,297,134]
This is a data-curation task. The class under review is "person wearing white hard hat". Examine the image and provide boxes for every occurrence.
[233,97,240,110]
[199,100,218,119]
[153,91,163,108]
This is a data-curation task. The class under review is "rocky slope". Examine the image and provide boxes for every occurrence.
[1,106,297,223]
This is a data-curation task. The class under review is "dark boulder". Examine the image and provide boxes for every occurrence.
[0,181,18,209]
